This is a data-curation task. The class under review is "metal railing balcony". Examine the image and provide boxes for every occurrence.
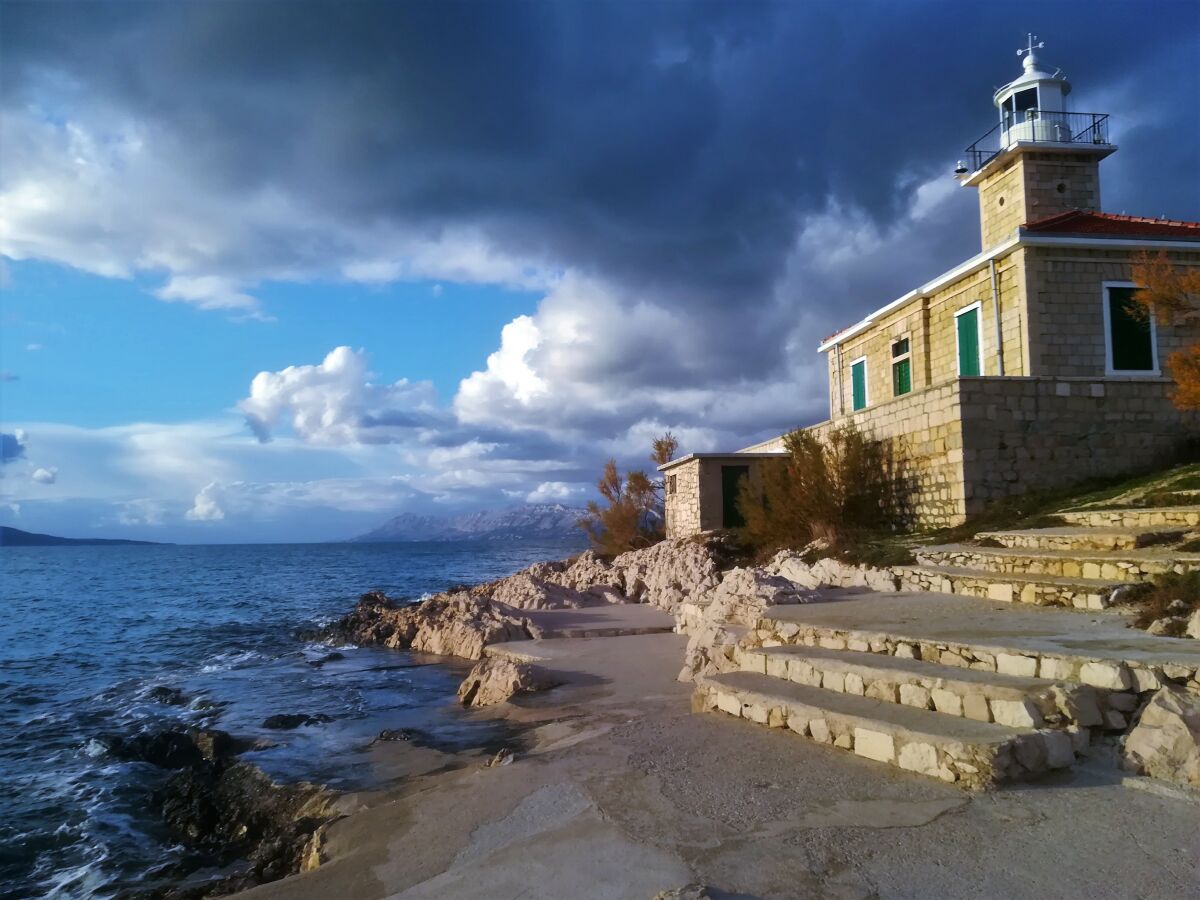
[964,110,1110,172]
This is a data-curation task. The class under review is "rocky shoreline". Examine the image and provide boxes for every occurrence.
[123,535,1200,896]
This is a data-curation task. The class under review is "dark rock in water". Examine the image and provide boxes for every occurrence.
[145,685,189,706]
[262,713,334,730]
[101,728,263,769]
[307,651,345,667]
[372,728,417,744]
[102,726,336,897]
[158,760,334,887]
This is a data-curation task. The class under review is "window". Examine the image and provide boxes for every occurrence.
[850,357,868,411]
[891,337,912,397]
[1103,283,1158,375]
[668,474,677,495]
[955,303,982,377]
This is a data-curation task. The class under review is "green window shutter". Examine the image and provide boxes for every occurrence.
[956,307,981,376]
[1107,288,1155,371]
[851,359,867,411]
[892,358,911,396]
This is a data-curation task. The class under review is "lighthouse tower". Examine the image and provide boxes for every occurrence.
[957,36,1116,251]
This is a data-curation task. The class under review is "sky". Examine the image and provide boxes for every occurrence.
[1,0,1198,543]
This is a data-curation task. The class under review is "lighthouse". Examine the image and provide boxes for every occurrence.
[958,36,1116,251]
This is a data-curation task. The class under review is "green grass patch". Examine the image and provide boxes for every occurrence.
[1125,571,1200,635]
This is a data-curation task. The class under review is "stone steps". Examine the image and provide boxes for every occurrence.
[1057,506,1200,530]
[736,644,1102,728]
[975,526,1187,552]
[694,672,1079,788]
[914,544,1198,582]
[897,563,1123,610]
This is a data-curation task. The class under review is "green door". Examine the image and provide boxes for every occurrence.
[721,465,750,529]
[850,359,867,411]
[956,306,981,376]
[1107,287,1155,371]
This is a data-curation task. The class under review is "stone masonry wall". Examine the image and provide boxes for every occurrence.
[1024,247,1200,378]
[807,382,968,528]
[957,376,1200,515]
[664,457,702,540]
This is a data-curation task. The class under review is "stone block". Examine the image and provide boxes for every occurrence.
[844,673,865,696]
[834,733,854,750]
[1130,667,1162,693]
[931,689,964,716]
[1107,692,1138,713]
[787,716,809,737]
[822,671,847,693]
[716,693,742,716]
[1043,731,1075,769]
[962,694,992,722]
[997,653,1038,677]
[745,703,770,724]
[865,681,899,703]
[1080,662,1132,691]
[768,707,786,728]
[809,719,832,743]
[990,699,1043,728]
[854,728,896,763]
[899,684,932,709]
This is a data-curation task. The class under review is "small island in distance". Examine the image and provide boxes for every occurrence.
[0,526,166,547]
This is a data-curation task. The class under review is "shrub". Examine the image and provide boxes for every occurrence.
[735,423,909,557]
[1126,570,1200,635]
[578,432,678,557]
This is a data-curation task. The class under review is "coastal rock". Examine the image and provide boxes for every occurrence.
[101,727,262,769]
[767,549,900,593]
[262,713,333,730]
[654,886,712,900]
[106,726,339,895]
[611,538,722,612]
[159,759,337,890]
[677,566,819,681]
[316,590,533,660]
[1122,686,1200,788]
[1187,609,1200,640]
[144,685,190,706]
[457,657,561,707]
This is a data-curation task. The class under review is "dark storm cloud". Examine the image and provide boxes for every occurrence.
[5,0,1194,311]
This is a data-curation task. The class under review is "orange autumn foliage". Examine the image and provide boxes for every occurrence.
[1130,250,1200,411]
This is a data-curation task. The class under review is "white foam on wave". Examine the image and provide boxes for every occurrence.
[199,649,262,673]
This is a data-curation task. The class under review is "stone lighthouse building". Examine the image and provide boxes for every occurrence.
[661,39,1200,538]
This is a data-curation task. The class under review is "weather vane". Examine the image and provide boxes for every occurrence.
[1017,33,1044,57]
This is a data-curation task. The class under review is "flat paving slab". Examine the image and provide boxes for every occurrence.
[764,589,1200,668]
[520,603,675,639]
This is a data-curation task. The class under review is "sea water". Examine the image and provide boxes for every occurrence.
[0,540,576,898]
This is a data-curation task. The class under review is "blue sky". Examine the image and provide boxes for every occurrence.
[1,0,1197,542]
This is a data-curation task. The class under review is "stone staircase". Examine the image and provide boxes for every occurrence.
[896,505,1200,610]
[691,506,1200,788]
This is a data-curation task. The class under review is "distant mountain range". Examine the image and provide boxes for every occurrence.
[0,526,164,547]
[351,504,590,543]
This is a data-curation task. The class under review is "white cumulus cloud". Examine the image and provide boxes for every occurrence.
[31,466,57,484]
[239,346,439,445]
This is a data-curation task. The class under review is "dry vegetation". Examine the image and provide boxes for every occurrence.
[1131,250,1200,411]
[578,433,678,557]
[734,423,911,562]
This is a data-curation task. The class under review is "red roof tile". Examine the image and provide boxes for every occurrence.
[1023,209,1200,238]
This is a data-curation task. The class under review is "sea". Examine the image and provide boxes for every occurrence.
[0,540,579,899]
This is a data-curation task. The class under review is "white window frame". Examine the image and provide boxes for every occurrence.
[954,301,984,377]
[849,355,869,411]
[1102,280,1159,376]
[890,334,912,397]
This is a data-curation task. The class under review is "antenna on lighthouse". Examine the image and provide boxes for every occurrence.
[1017,33,1044,58]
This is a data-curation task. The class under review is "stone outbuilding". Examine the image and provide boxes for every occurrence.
[663,41,1200,537]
